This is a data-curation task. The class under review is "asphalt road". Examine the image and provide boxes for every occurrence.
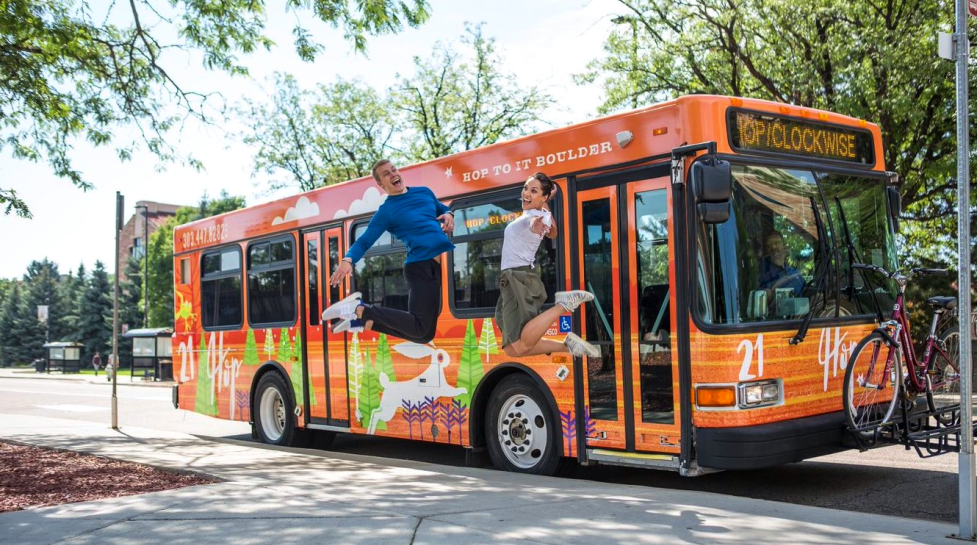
[0,376,963,524]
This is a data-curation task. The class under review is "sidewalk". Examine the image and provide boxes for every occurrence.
[0,367,172,387]
[0,413,963,545]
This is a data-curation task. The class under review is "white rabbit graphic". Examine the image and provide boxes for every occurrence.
[367,342,467,435]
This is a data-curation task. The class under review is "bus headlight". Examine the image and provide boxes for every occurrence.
[739,380,782,408]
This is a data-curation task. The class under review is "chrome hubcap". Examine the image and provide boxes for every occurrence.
[497,394,548,469]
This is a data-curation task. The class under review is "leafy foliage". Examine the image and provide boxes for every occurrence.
[456,319,482,408]
[1,0,431,217]
[581,0,974,269]
[239,74,395,191]
[145,191,246,327]
[240,24,553,189]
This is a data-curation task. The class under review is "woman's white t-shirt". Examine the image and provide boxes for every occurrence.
[500,209,552,270]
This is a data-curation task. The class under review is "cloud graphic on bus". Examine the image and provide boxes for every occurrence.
[334,186,386,218]
[272,196,320,225]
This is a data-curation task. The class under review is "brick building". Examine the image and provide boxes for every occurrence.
[117,201,184,283]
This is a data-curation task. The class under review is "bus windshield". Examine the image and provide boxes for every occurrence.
[695,163,898,325]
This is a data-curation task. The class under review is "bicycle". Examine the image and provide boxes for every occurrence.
[842,264,962,443]
[939,307,977,370]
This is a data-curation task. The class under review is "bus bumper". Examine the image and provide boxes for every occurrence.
[695,411,848,470]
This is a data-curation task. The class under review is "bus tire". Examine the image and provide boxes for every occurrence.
[254,372,304,447]
[485,374,565,475]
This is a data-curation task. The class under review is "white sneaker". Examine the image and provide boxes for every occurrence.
[333,318,364,334]
[555,290,595,312]
[564,332,600,358]
[322,292,362,322]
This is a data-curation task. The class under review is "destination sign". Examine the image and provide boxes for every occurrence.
[727,109,874,165]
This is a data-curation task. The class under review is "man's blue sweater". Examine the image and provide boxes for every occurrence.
[345,186,455,264]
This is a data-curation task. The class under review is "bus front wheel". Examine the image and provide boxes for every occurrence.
[485,374,565,475]
[254,372,306,447]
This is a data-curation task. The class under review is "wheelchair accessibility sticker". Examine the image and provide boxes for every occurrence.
[559,315,572,333]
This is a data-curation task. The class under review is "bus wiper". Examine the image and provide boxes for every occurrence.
[834,197,884,323]
[790,197,830,345]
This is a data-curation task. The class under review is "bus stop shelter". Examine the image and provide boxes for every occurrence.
[42,342,83,374]
[123,328,173,381]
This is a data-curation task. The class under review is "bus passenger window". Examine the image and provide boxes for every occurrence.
[248,237,297,326]
[450,193,559,314]
[351,218,409,311]
[201,247,242,329]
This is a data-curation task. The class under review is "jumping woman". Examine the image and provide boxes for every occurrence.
[496,172,600,359]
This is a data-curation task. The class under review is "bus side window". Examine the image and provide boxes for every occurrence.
[201,246,243,330]
[449,190,561,316]
[351,218,409,312]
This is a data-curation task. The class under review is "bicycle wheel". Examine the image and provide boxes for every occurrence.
[930,329,964,425]
[843,331,902,440]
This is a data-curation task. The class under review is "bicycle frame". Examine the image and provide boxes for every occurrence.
[882,290,955,394]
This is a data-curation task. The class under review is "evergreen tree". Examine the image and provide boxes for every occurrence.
[21,260,68,350]
[77,261,112,362]
[57,268,81,342]
[0,282,23,365]
[457,319,483,408]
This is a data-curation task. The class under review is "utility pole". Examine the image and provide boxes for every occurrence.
[113,192,123,430]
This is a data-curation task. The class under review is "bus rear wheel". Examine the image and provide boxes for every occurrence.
[485,374,565,476]
[254,372,306,447]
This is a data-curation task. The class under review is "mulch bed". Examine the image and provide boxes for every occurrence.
[0,441,217,513]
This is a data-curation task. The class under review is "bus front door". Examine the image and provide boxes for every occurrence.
[575,177,680,457]
[302,227,351,427]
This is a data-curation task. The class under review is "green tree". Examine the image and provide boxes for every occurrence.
[239,73,396,191]
[0,283,24,366]
[392,24,554,159]
[77,261,112,362]
[1,0,431,218]
[241,24,554,190]
[243,329,260,367]
[456,319,483,408]
[56,265,83,342]
[359,348,382,433]
[145,191,246,327]
[194,333,217,416]
[581,0,970,268]
[20,260,68,355]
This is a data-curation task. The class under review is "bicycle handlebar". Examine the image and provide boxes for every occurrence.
[851,264,947,279]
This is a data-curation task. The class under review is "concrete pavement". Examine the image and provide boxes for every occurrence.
[0,411,965,545]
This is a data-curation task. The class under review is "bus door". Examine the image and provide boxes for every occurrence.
[574,176,680,456]
[302,226,350,426]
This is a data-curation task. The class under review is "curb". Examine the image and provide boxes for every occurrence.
[0,370,173,388]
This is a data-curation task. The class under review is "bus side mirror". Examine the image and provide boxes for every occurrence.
[691,157,732,224]
[886,186,901,233]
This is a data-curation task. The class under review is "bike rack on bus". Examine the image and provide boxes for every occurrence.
[848,400,977,458]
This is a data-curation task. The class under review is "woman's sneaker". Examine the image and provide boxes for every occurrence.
[322,292,362,322]
[564,332,600,358]
[555,290,595,312]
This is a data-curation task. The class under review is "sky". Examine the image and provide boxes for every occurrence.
[0,0,622,280]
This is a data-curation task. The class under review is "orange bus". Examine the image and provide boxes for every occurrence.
[171,95,899,475]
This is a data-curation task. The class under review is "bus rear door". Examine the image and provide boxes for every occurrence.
[302,226,351,427]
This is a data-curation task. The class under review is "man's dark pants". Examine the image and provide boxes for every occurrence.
[361,258,441,344]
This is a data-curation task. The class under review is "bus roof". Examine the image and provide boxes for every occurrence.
[173,94,883,255]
